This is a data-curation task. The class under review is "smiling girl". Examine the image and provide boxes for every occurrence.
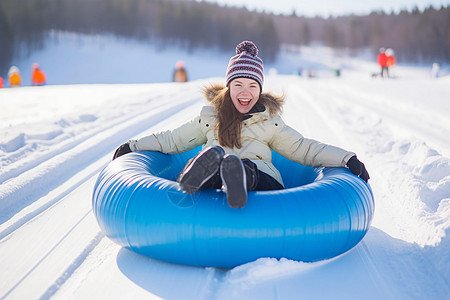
[113,41,369,208]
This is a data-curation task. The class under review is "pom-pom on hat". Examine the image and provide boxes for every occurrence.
[226,41,264,89]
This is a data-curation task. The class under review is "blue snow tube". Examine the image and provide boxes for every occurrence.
[93,147,374,268]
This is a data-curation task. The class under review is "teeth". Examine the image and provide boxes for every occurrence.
[239,99,251,102]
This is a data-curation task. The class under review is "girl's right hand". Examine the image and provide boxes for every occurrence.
[113,143,132,160]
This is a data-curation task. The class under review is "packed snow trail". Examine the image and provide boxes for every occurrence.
[1,75,449,300]
[0,83,205,299]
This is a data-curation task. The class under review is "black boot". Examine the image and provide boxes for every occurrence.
[178,146,225,194]
[242,159,259,191]
[220,154,247,208]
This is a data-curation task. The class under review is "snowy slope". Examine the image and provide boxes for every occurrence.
[1,47,450,299]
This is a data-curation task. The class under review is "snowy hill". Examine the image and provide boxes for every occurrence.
[1,34,450,299]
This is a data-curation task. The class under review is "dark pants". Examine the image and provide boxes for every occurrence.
[202,159,284,191]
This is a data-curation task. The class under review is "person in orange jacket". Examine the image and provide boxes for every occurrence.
[31,63,47,86]
[173,61,188,82]
[385,48,395,77]
[377,48,388,78]
[0,77,4,88]
[8,66,22,87]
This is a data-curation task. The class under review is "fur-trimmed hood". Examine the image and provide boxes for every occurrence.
[203,83,284,117]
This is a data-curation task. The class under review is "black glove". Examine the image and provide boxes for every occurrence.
[113,143,132,160]
[346,156,370,183]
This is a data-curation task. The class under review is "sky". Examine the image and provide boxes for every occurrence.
[201,0,450,17]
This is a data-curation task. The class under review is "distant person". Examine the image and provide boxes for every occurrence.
[334,68,341,77]
[385,48,395,77]
[0,77,3,88]
[431,62,440,78]
[8,66,22,87]
[377,48,388,78]
[173,61,188,82]
[31,63,47,86]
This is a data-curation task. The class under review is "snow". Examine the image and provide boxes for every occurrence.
[1,34,450,299]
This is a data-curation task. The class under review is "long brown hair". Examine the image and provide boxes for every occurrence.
[210,87,244,148]
[204,83,285,149]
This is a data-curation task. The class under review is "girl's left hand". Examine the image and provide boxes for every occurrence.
[347,156,370,182]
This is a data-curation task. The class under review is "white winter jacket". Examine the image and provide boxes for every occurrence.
[129,105,354,187]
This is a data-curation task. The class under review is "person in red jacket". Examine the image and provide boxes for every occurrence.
[31,63,47,86]
[0,77,4,88]
[385,48,395,77]
[377,48,388,78]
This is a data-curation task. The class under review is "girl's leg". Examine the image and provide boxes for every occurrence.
[220,157,284,209]
[178,146,225,194]
[179,152,283,208]
[241,159,283,191]
[220,154,247,208]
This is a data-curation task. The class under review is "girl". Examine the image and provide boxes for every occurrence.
[113,41,369,208]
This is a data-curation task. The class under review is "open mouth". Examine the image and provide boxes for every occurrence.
[238,98,251,107]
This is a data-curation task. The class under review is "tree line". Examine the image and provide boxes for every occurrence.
[0,0,448,74]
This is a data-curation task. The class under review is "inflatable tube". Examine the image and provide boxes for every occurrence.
[93,147,374,268]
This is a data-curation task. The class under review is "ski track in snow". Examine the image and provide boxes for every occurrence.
[282,78,450,246]
[0,82,206,299]
[1,75,450,299]
[0,84,201,222]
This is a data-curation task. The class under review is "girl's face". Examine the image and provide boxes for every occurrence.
[229,78,260,114]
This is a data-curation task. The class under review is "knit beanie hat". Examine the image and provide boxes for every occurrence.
[226,41,264,89]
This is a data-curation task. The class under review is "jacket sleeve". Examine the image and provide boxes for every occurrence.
[128,115,206,154]
[269,118,355,167]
